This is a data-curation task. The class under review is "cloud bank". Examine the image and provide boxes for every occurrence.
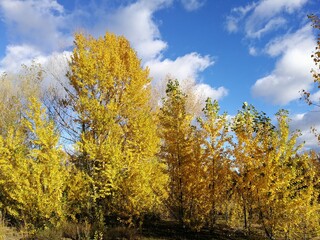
[0,0,226,106]
[290,110,320,151]
[226,0,315,105]
[252,25,316,105]
[226,0,308,38]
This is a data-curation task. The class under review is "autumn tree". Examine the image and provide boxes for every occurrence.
[0,97,66,229]
[231,103,276,232]
[285,153,320,239]
[64,32,167,227]
[197,98,232,227]
[232,105,320,239]
[158,79,201,228]
[0,64,43,136]
[252,110,300,239]
[256,111,320,239]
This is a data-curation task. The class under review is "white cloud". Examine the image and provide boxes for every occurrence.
[226,0,316,105]
[310,90,320,104]
[0,44,47,73]
[94,0,172,61]
[193,83,228,102]
[0,0,226,109]
[146,52,213,83]
[249,46,258,56]
[180,0,206,11]
[247,17,287,39]
[245,0,307,38]
[225,18,239,33]
[265,25,313,56]
[251,0,307,16]
[226,0,307,38]
[225,2,257,33]
[0,44,70,74]
[290,110,320,150]
[0,0,72,52]
[251,25,316,105]
[146,53,227,106]
[0,45,71,99]
[0,0,170,70]
[0,0,74,76]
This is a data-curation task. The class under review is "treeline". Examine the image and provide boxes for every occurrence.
[0,32,319,240]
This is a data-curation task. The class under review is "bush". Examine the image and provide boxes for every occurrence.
[28,222,91,240]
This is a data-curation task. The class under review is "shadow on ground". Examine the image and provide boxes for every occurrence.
[140,220,266,240]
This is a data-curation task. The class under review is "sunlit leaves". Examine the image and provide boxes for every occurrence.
[0,97,66,229]
[0,31,319,239]
[232,106,320,238]
[66,32,167,226]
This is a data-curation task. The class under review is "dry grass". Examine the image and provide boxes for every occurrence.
[0,212,25,240]
[0,216,267,240]
[0,226,26,240]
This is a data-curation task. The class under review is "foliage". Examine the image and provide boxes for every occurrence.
[197,98,232,227]
[65,32,168,226]
[232,105,320,239]
[0,64,42,136]
[159,81,232,231]
[158,79,195,226]
[0,97,66,229]
[0,31,319,239]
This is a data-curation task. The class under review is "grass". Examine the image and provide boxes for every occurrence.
[0,219,267,240]
[0,212,25,240]
[0,225,26,240]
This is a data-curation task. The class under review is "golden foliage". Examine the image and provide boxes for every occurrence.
[0,97,66,229]
[66,32,167,226]
[0,31,319,240]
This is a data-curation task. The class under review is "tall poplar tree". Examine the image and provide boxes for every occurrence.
[256,111,320,239]
[0,97,66,229]
[158,79,195,226]
[198,98,232,227]
[0,64,42,136]
[232,106,320,239]
[232,103,275,232]
[65,32,167,226]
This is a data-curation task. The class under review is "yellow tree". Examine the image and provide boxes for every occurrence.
[232,103,275,232]
[182,127,209,230]
[158,79,199,227]
[297,151,320,238]
[24,97,67,228]
[233,107,320,239]
[257,111,320,239]
[252,110,300,239]
[0,127,29,225]
[197,98,232,227]
[65,32,167,226]
[285,153,320,239]
[0,64,42,136]
[0,97,66,229]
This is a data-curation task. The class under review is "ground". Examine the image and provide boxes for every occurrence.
[1,220,267,240]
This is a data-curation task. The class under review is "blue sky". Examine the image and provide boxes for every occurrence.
[0,0,319,149]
